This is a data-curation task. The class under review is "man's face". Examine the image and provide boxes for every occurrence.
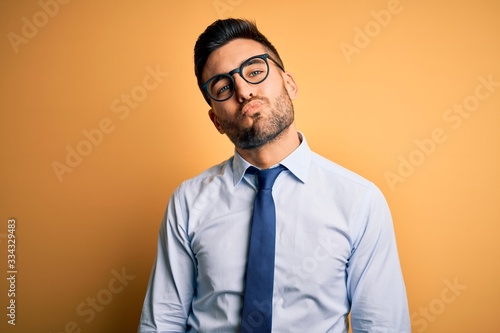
[202,38,298,150]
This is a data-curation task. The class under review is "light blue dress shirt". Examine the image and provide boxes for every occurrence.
[139,133,410,333]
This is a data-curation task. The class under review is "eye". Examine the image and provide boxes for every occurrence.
[209,75,233,98]
[218,84,230,94]
[249,70,263,77]
[243,59,267,82]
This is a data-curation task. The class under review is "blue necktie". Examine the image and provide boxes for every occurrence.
[241,165,286,333]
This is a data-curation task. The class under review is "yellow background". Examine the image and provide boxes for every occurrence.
[1,0,499,332]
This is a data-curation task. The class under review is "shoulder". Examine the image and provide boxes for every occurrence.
[310,152,373,188]
[165,157,240,228]
[308,151,387,204]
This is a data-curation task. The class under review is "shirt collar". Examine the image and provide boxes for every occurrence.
[232,131,311,186]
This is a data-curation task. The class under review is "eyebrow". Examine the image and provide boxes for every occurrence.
[210,75,226,86]
[244,58,261,66]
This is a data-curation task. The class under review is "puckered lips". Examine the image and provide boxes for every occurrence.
[241,99,263,117]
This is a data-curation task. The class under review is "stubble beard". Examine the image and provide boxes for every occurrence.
[220,87,295,150]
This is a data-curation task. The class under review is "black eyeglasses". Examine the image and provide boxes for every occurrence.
[201,53,284,102]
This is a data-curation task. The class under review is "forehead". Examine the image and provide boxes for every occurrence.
[203,38,268,81]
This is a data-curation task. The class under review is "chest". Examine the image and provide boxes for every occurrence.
[188,180,353,294]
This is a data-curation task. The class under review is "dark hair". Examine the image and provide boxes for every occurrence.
[194,18,284,104]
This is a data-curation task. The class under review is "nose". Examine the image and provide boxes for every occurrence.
[233,74,254,103]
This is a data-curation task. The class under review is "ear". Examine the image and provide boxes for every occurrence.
[282,71,299,100]
[208,109,225,134]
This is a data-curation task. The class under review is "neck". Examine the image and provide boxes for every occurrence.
[235,123,301,169]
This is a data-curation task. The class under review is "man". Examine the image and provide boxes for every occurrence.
[139,18,410,332]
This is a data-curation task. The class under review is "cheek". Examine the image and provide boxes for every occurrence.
[211,105,237,125]
[265,76,287,97]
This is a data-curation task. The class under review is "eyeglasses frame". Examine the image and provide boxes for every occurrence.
[201,53,285,103]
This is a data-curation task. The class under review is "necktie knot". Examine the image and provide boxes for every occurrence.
[248,165,287,190]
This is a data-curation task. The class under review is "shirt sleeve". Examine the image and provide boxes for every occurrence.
[346,185,411,333]
[138,185,197,333]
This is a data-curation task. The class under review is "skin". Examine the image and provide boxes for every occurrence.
[202,38,300,169]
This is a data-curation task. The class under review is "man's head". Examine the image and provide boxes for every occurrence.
[194,18,285,104]
[194,19,298,151]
